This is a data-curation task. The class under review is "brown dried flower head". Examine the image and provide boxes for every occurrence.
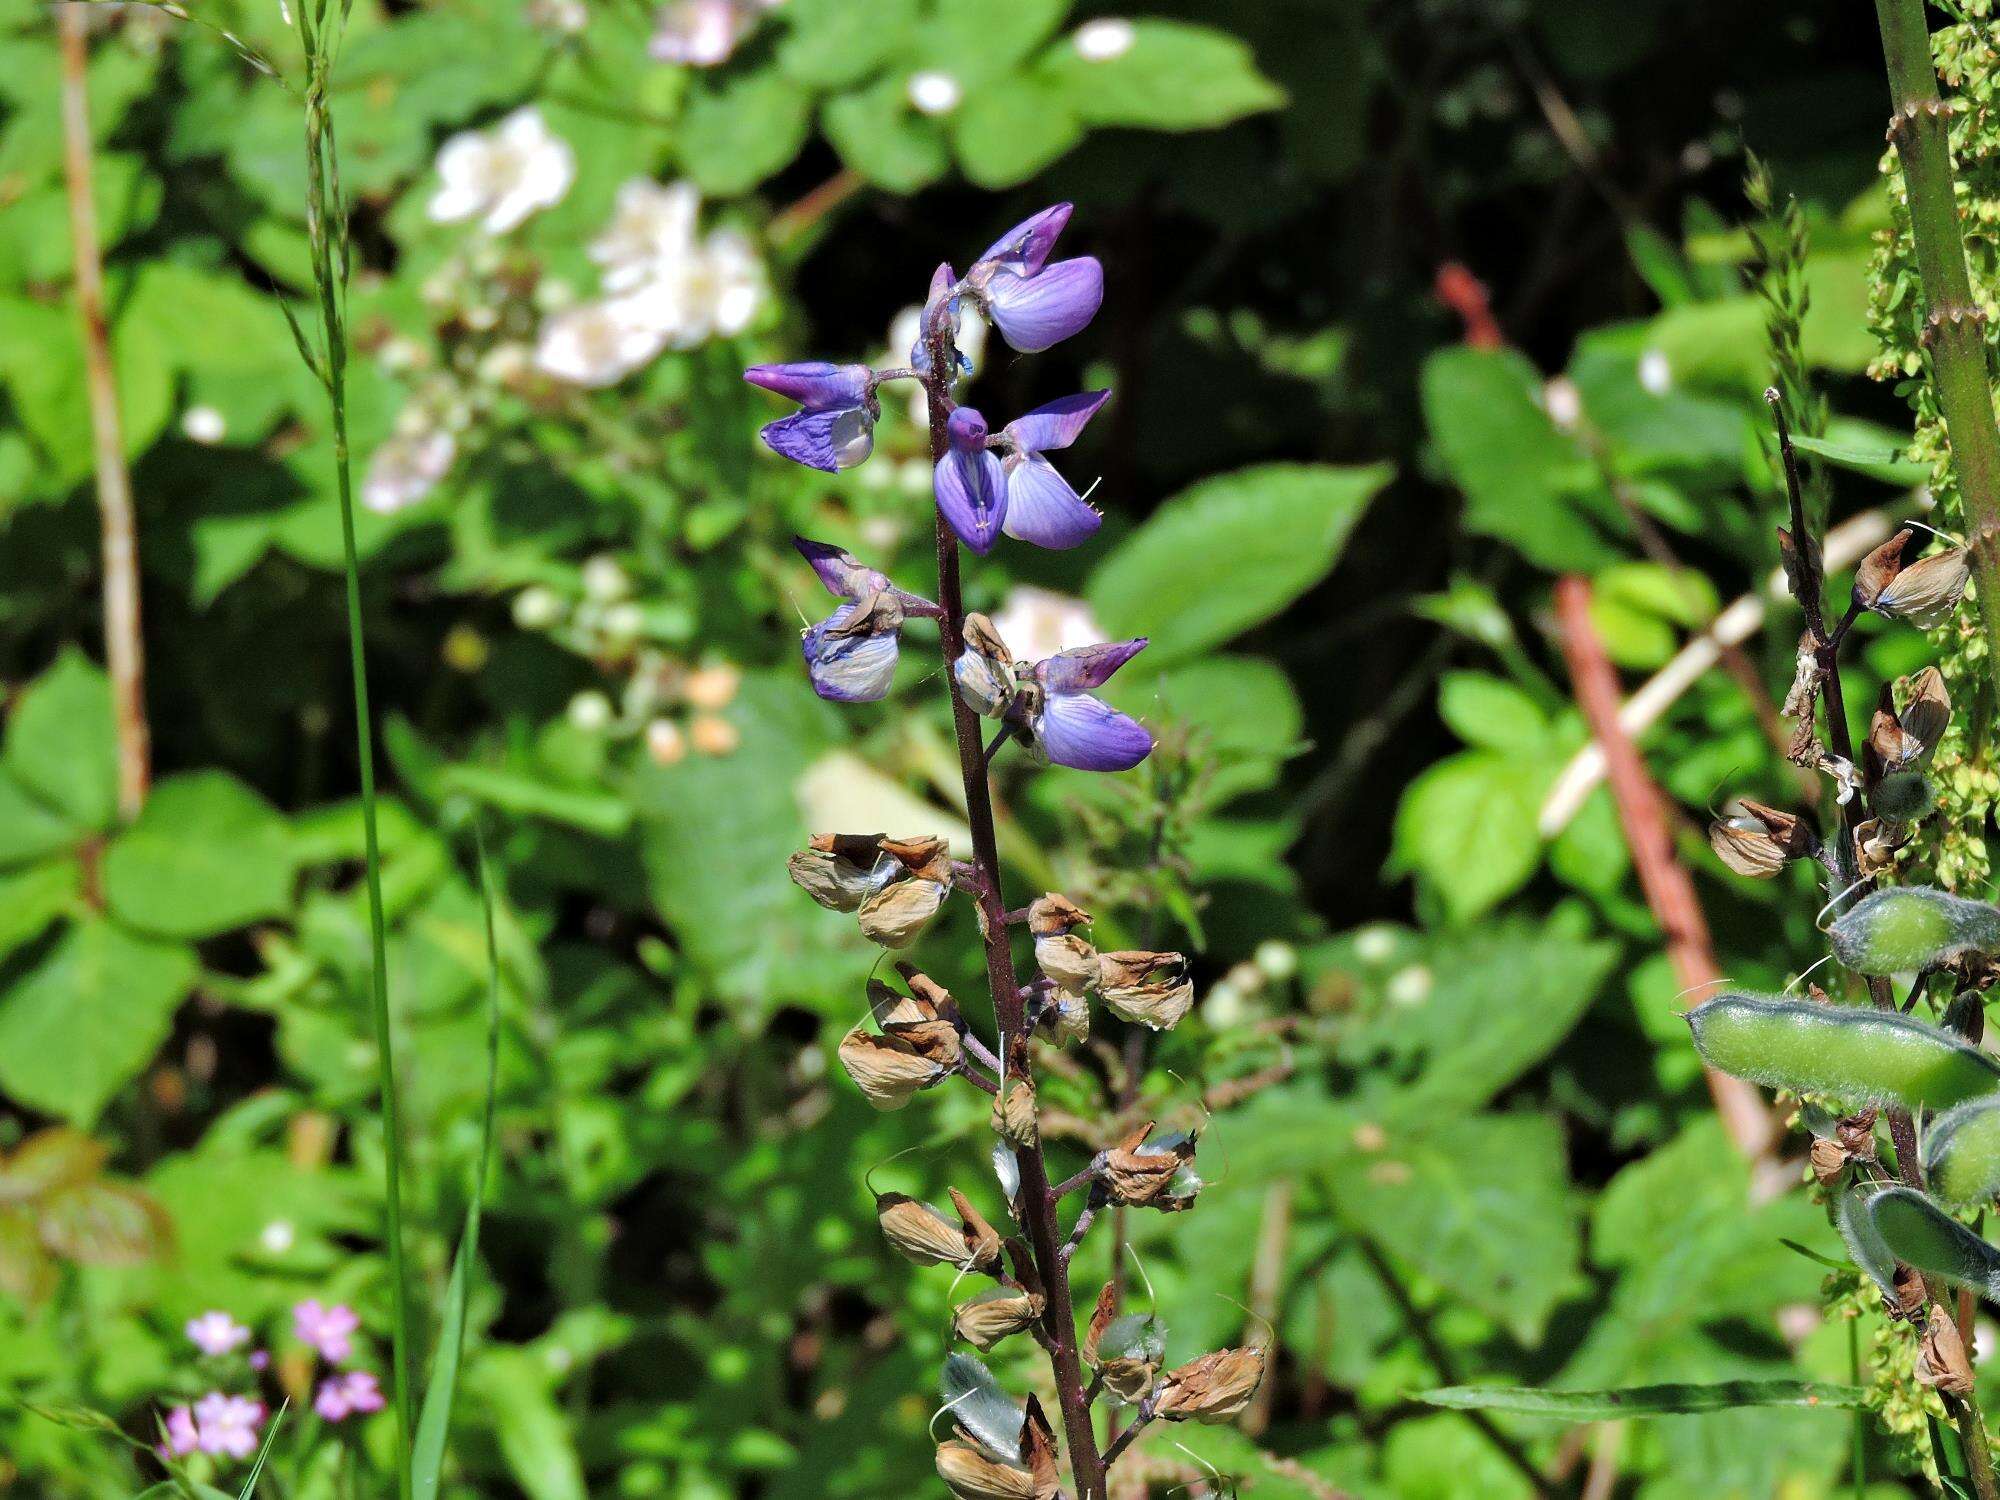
[1102,1121,1200,1210]
[935,1441,1040,1500]
[1706,799,1813,879]
[1035,931,1100,991]
[858,876,951,948]
[1098,950,1194,1030]
[992,1076,1039,1149]
[1850,528,1911,610]
[1899,665,1951,761]
[788,833,895,911]
[1153,1346,1266,1424]
[876,1190,1000,1273]
[952,1287,1047,1350]
[1918,1305,1976,1396]
[869,977,962,1067]
[1043,985,1091,1047]
[1874,547,1970,629]
[1026,893,1091,935]
[837,1027,947,1110]
[955,612,1020,718]
[1084,1282,1166,1403]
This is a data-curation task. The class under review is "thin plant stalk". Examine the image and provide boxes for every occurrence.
[56,3,150,820]
[294,3,415,1490]
[920,320,1108,1499]
[1874,0,2000,702]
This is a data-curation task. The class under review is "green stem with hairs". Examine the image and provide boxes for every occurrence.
[297,5,415,1492]
[1875,0,2000,699]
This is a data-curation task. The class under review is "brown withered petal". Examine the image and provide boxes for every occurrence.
[1045,985,1091,1047]
[992,1077,1039,1149]
[1875,548,1970,630]
[952,1289,1046,1350]
[880,834,954,882]
[936,1441,1040,1500]
[877,1192,993,1271]
[1835,1108,1878,1160]
[787,847,889,912]
[1035,931,1100,990]
[1851,528,1912,610]
[1153,1346,1266,1424]
[1098,950,1195,1031]
[1084,1282,1118,1364]
[1020,1396,1060,1498]
[858,876,950,948]
[1808,1136,1849,1187]
[898,965,958,1015]
[1103,1121,1195,1208]
[1026,893,1091,935]
[1868,708,1924,777]
[1855,817,1913,876]
[1707,816,1789,878]
[1901,666,1951,757]
[1918,1306,1977,1396]
[837,1028,945,1109]
[947,1188,1004,1273]
[869,980,961,1067]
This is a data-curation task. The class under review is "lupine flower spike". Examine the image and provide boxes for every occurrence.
[745,362,882,472]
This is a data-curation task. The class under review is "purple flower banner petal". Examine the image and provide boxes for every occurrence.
[983,257,1103,352]
[1035,690,1154,771]
[1004,389,1110,454]
[1001,457,1101,550]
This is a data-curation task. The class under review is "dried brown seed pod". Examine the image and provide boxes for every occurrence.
[1102,1122,1200,1210]
[837,1028,946,1110]
[1098,950,1194,1031]
[1153,1346,1266,1424]
[991,1077,1038,1149]
[952,1287,1047,1350]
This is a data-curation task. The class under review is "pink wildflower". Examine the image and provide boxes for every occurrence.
[314,1369,387,1423]
[292,1299,359,1362]
[158,1404,199,1458]
[192,1392,265,1460]
[184,1310,251,1357]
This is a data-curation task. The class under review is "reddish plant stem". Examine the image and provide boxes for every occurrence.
[1552,575,1779,1165]
[921,333,1107,1500]
[58,5,150,821]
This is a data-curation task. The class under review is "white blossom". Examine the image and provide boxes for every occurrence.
[990,587,1106,664]
[907,71,962,116]
[649,0,777,67]
[1074,18,1136,61]
[428,107,575,235]
[534,294,672,387]
[592,179,702,293]
[362,427,456,514]
[181,405,226,444]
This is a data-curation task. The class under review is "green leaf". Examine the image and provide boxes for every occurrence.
[1390,750,1549,922]
[3,650,118,833]
[1421,346,1619,570]
[1086,462,1390,665]
[1789,426,1928,485]
[1417,1380,1868,1420]
[1040,20,1285,131]
[822,75,950,194]
[0,860,74,965]
[950,74,1082,188]
[1436,673,1549,754]
[102,771,296,939]
[678,69,812,195]
[0,769,83,867]
[471,1348,586,1500]
[0,920,197,1123]
[776,0,919,88]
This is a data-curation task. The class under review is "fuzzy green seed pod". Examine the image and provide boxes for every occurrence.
[1836,1186,1901,1305]
[1868,771,1937,825]
[1827,887,2000,975]
[1867,1185,2000,1303]
[1924,1098,2000,1206]
[1686,993,2000,1111]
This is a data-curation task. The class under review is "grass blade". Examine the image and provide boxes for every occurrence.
[1415,1380,1869,1420]
[410,823,504,1500]
[235,1401,287,1499]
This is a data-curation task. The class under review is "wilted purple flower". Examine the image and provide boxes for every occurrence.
[1029,639,1153,771]
[997,390,1108,548]
[159,1404,200,1458]
[193,1392,265,1460]
[293,1299,358,1363]
[961,204,1103,353]
[795,537,941,704]
[185,1310,251,1357]
[934,406,1007,553]
[745,362,880,472]
[315,1369,387,1423]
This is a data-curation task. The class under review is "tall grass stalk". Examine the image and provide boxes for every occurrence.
[292,2,414,1490]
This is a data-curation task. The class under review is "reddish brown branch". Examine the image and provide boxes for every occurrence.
[1553,575,1778,1163]
[58,5,149,821]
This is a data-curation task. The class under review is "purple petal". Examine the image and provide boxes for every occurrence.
[947,405,990,453]
[983,257,1103,352]
[976,204,1073,277]
[1003,390,1110,455]
[745,361,873,410]
[935,448,1008,554]
[760,406,874,472]
[1038,637,1147,691]
[1035,691,1153,771]
[803,604,901,702]
[1001,456,1101,549]
[794,536,890,599]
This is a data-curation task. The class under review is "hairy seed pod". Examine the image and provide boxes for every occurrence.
[1686,992,2000,1110]
[935,1441,1039,1500]
[1874,548,1970,629]
[1153,1346,1265,1424]
[857,876,951,948]
[1098,950,1194,1030]
[1924,1097,2000,1205]
[952,1288,1046,1350]
[837,1028,945,1109]
[1867,1185,2000,1303]
[992,1077,1038,1149]
[1828,887,2000,975]
[1836,1185,1901,1307]
[1868,771,1937,826]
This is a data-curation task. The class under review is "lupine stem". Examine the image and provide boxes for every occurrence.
[297,9,415,1492]
[1874,0,2000,703]
[921,324,1109,1500]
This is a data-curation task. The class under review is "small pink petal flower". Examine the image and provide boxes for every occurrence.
[292,1299,359,1363]
[185,1310,251,1357]
[192,1391,265,1460]
[315,1369,386,1423]
[248,1349,270,1372]
[158,1404,199,1458]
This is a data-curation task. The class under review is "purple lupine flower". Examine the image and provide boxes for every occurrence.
[192,1392,265,1460]
[744,361,879,472]
[962,203,1103,353]
[185,1310,251,1357]
[1028,638,1153,771]
[998,390,1109,548]
[159,1404,200,1459]
[910,262,967,377]
[315,1369,387,1423]
[795,537,939,704]
[934,406,1007,553]
[293,1299,359,1363]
